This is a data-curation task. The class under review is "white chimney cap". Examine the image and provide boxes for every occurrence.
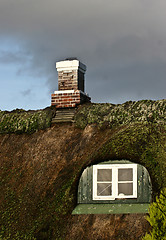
[56,59,86,73]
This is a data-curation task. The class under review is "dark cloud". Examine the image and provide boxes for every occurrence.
[0,0,166,105]
[21,89,32,97]
[0,50,27,64]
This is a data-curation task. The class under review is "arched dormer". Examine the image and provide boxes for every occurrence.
[72,160,152,214]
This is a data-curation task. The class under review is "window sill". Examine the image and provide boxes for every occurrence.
[72,203,150,215]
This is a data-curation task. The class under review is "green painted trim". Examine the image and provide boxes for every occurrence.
[98,160,134,165]
[72,203,150,214]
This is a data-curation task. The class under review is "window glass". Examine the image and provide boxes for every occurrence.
[118,168,133,181]
[97,169,112,181]
[97,183,112,196]
[118,183,133,195]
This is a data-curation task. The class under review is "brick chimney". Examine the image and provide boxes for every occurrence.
[51,59,91,108]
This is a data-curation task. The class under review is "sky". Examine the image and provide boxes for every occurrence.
[0,0,166,111]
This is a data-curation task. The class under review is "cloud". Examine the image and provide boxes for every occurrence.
[21,89,32,97]
[0,50,27,64]
[0,0,166,104]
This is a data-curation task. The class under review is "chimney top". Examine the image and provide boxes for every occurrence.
[56,59,86,73]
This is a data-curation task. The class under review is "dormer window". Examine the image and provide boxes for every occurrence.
[72,160,152,214]
[93,164,137,200]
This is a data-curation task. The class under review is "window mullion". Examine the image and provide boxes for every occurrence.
[133,166,137,197]
[118,181,133,183]
[112,167,116,199]
[93,166,97,199]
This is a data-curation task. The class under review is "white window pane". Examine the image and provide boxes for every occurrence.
[118,168,133,181]
[118,183,133,195]
[97,169,112,181]
[97,183,112,196]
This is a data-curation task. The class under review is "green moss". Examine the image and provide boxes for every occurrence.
[89,123,166,195]
[0,188,37,239]
[75,100,166,129]
[0,107,55,134]
[0,167,76,239]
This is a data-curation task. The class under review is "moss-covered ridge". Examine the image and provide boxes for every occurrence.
[75,99,166,128]
[0,99,165,134]
[0,107,55,134]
